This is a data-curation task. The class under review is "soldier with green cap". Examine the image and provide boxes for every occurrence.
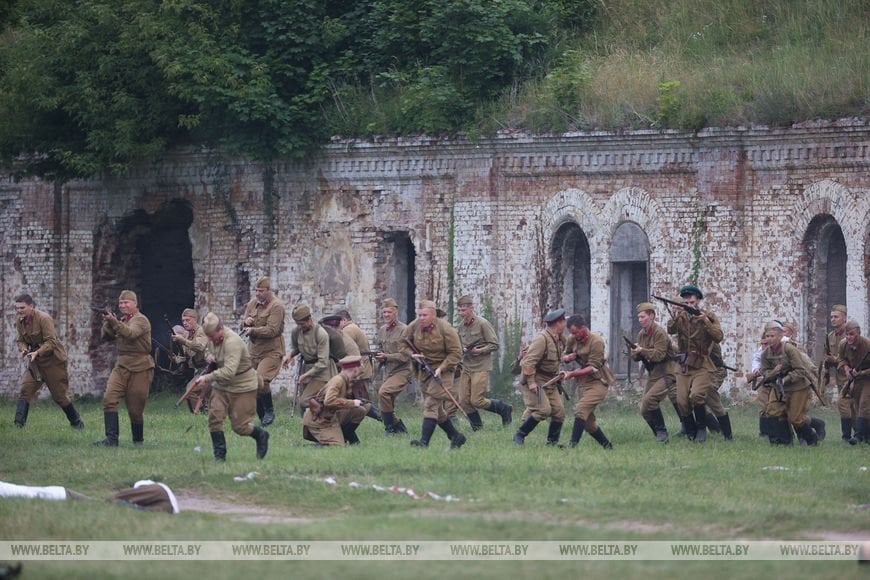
[838,319,869,443]
[375,297,411,435]
[402,300,466,449]
[171,307,208,413]
[824,305,854,441]
[631,301,678,442]
[303,355,370,446]
[513,308,567,446]
[759,320,819,445]
[13,293,84,429]
[665,284,723,443]
[455,294,512,430]
[95,290,154,447]
[240,276,285,427]
[283,304,336,412]
[195,312,269,460]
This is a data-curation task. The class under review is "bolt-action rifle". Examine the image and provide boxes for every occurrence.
[403,337,468,419]
[652,295,702,317]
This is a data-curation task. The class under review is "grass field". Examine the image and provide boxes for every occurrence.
[1,394,867,579]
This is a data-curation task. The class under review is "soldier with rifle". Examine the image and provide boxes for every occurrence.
[823,305,854,442]
[322,313,382,422]
[170,308,209,413]
[375,298,411,436]
[758,321,820,445]
[838,320,869,444]
[629,302,678,443]
[401,300,466,449]
[336,310,375,399]
[562,314,615,449]
[455,295,512,430]
[195,313,269,460]
[660,285,723,443]
[513,308,567,446]
[95,290,154,447]
[12,293,84,430]
[282,304,335,413]
[781,321,827,443]
[240,276,285,427]
[302,355,370,446]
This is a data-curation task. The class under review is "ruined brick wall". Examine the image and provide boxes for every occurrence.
[1,121,868,400]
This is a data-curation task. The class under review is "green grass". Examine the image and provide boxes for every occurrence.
[0,395,867,579]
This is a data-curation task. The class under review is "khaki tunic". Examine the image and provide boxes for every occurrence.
[302,373,367,445]
[565,332,613,431]
[101,312,154,422]
[402,318,462,422]
[826,329,852,419]
[343,322,373,380]
[520,328,566,422]
[377,320,412,412]
[292,324,336,406]
[634,323,677,413]
[667,309,723,412]
[206,328,257,435]
[760,342,812,428]
[178,326,208,369]
[838,336,870,421]
[457,315,499,412]
[243,297,285,390]
[16,309,72,406]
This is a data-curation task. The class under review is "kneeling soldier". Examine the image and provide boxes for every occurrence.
[303,355,369,446]
[196,313,269,460]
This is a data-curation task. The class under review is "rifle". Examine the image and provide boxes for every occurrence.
[462,340,482,358]
[90,303,114,316]
[623,335,654,372]
[762,366,787,400]
[842,349,870,399]
[21,344,41,382]
[403,337,468,419]
[175,362,217,414]
[652,295,702,317]
[290,355,305,417]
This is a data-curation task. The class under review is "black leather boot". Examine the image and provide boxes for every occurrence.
[759,415,771,437]
[809,417,825,442]
[706,412,721,433]
[366,403,383,422]
[393,417,408,434]
[210,431,227,461]
[95,411,119,446]
[642,411,658,436]
[513,416,539,445]
[590,428,613,449]
[693,405,708,443]
[546,420,563,446]
[341,422,361,445]
[131,422,144,446]
[840,417,853,442]
[796,421,818,446]
[488,399,513,425]
[256,394,265,422]
[439,419,467,449]
[61,403,85,429]
[14,400,29,428]
[411,417,437,447]
[768,418,793,445]
[251,426,270,458]
[650,408,669,442]
[382,410,396,434]
[717,414,733,440]
[467,411,484,431]
[569,417,586,447]
[259,392,275,427]
[681,411,697,440]
[854,418,868,444]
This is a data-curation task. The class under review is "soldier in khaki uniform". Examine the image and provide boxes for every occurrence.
[195,313,269,460]
[402,300,466,449]
[666,284,723,443]
[13,293,83,429]
[337,310,374,396]
[171,308,209,413]
[240,276,285,427]
[302,355,369,446]
[823,305,853,441]
[375,298,411,435]
[283,304,336,412]
[455,295,512,430]
[781,321,826,442]
[562,315,615,449]
[759,320,819,445]
[514,308,567,446]
[839,320,870,444]
[95,290,154,447]
[706,342,733,440]
[631,302,677,442]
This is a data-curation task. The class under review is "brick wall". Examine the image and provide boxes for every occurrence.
[1,121,868,400]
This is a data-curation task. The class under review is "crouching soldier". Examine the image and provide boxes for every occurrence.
[195,313,269,460]
[303,355,370,446]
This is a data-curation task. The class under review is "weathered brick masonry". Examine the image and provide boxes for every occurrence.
[1,121,868,399]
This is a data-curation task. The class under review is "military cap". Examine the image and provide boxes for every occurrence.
[202,312,221,333]
[543,308,566,323]
[763,320,784,332]
[119,290,138,302]
[338,355,362,369]
[844,319,861,331]
[418,300,437,311]
[831,304,847,314]
[457,295,474,306]
[679,284,703,299]
[319,314,342,327]
[636,302,656,314]
[255,276,270,289]
[382,298,399,309]
[292,304,312,322]
[181,308,197,318]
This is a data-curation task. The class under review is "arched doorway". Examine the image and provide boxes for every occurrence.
[549,222,591,321]
[382,231,417,323]
[610,222,650,377]
[803,215,847,359]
